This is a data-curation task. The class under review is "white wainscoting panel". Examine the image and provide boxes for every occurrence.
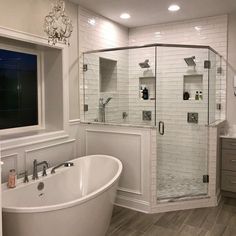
[1,153,18,183]
[25,139,76,174]
[85,129,142,195]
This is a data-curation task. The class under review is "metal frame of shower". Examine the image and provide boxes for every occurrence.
[83,43,223,126]
[83,43,222,56]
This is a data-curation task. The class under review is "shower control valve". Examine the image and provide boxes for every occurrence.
[187,112,198,124]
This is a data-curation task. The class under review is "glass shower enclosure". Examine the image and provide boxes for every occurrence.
[83,44,222,201]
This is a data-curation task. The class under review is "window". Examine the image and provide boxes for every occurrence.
[0,48,40,131]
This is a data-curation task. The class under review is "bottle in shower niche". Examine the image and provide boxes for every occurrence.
[7,169,16,188]
[140,85,144,99]
[195,91,199,100]
[199,91,203,100]
[142,87,149,100]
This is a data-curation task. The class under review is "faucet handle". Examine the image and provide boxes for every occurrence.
[42,165,47,177]
[19,171,29,183]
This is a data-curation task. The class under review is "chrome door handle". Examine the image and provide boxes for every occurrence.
[159,121,164,135]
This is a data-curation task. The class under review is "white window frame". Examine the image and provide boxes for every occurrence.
[0,44,45,135]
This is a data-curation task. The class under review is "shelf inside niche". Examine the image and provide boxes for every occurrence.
[183,74,203,101]
[139,76,155,100]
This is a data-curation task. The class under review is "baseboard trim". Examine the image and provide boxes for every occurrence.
[115,195,150,213]
[221,190,236,198]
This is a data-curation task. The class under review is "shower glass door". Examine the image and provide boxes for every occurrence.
[156,46,210,200]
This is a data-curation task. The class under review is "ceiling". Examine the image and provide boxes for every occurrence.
[70,0,236,28]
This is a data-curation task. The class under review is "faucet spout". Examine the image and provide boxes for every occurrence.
[51,162,74,174]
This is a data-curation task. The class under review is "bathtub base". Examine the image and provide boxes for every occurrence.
[3,184,117,236]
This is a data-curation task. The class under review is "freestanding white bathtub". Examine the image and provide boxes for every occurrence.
[2,155,122,236]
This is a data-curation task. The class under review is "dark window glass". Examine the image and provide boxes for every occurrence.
[0,49,38,130]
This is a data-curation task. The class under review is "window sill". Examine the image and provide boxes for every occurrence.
[0,129,69,151]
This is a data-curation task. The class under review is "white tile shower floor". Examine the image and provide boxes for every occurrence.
[157,174,207,200]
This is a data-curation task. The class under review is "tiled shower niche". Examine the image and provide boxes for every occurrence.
[99,57,117,93]
[183,74,203,101]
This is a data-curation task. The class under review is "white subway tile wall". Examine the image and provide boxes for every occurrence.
[129,15,227,121]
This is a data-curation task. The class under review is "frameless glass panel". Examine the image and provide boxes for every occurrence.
[156,46,209,200]
[83,47,156,126]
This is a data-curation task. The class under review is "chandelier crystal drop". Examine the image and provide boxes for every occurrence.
[44,0,73,46]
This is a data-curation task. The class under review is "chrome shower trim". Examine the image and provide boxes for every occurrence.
[83,43,222,57]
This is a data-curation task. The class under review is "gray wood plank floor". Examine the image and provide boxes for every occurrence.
[106,197,236,236]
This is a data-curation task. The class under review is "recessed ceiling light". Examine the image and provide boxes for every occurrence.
[120,13,130,19]
[168,4,180,12]
[88,18,96,26]
[194,26,202,31]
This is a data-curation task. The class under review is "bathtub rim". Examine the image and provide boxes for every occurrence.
[2,154,123,214]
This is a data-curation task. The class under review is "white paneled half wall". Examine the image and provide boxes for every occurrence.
[78,123,152,212]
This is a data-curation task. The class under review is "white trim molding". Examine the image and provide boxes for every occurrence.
[25,139,76,155]
[0,26,66,50]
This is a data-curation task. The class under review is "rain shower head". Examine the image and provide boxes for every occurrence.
[139,59,150,68]
[184,56,196,67]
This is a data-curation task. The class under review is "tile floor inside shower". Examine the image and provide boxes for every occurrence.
[157,174,207,200]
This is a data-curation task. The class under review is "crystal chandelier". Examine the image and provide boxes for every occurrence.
[44,0,73,46]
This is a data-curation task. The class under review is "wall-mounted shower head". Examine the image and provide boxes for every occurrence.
[184,56,196,67]
[139,59,150,68]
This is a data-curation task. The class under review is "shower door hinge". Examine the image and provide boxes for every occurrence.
[203,175,209,183]
[204,60,211,69]
[217,103,221,110]
[84,104,88,112]
[83,64,88,72]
